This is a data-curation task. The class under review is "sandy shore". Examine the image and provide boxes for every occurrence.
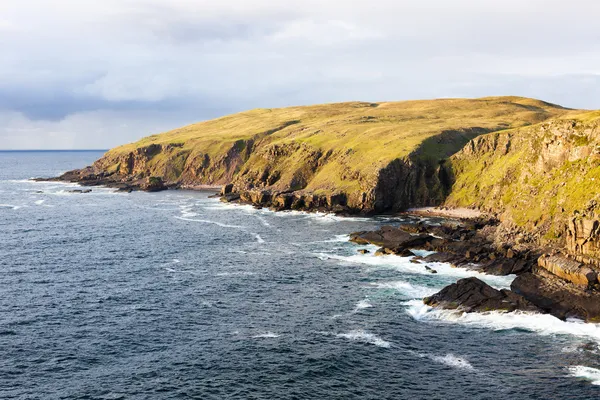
[406,207,483,219]
[179,184,223,191]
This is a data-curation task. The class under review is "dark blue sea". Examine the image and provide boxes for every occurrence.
[2,151,600,399]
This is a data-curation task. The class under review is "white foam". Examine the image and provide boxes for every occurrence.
[204,202,258,213]
[179,205,199,218]
[255,234,265,243]
[354,299,374,312]
[320,234,351,243]
[369,281,438,299]
[410,249,437,257]
[172,259,181,264]
[34,199,45,205]
[426,353,475,370]
[315,252,514,289]
[215,271,255,277]
[0,204,21,210]
[406,300,600,343]
[253,332,280,338]
[255,215,271,227]
[568,366,600,385]
[336,330,391,348]
[174,216,244,229]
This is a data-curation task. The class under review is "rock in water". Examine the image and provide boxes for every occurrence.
[350,226,433,251]
[511,271,600,321]
[141,176,167,192]
[424,277,541,313]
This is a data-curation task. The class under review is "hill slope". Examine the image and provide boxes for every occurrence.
[445,110,600,263]
[71,96,574,213]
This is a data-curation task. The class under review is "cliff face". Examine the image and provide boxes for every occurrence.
[65,96,572,213]
[445,111,600,263]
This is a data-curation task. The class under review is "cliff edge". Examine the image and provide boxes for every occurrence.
[58,96,573,214]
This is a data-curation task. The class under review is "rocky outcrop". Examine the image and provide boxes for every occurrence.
[537,254,598,287]
[424,277,541,313]
[566,216,600,266]
[350,226,433,249]
[446,115,600,264]
[512,270,600,321]
[350,222,536,276]
[47,97,573,210]
[353,220,600,320]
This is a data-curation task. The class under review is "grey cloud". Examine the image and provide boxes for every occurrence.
[1,0,600,149]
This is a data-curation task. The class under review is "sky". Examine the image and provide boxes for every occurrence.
[1,0,599,149]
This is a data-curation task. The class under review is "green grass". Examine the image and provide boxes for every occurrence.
[95,96,577,206]
[445,111,600,241]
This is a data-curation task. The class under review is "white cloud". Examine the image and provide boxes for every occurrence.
[1,0,600,148]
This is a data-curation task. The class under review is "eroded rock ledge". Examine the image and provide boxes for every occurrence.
[351,218,600,322]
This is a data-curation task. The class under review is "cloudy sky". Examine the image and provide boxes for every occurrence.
[1,0,599,149]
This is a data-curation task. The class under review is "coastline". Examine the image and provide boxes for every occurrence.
[41,175,600,324]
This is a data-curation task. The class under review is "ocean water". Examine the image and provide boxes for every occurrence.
[1,151,600,399]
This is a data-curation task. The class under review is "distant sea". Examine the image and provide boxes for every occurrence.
[1,150,600,399]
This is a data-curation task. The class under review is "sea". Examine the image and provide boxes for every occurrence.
[1,150,600,399]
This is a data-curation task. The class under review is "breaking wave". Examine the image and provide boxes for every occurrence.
[336,330,391,348]
[406,300,600,343]
[568,366,600,385]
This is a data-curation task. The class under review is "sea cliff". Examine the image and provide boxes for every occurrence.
[53,96,600,321]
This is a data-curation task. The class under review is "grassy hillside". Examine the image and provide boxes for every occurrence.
[445,111,600,254]
[92,96,575,211]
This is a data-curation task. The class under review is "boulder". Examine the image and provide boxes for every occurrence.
[424,277,541,313]
[357,249,370,254]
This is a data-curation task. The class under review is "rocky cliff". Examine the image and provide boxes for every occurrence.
[445,111,600,263]
[58,96,573,214]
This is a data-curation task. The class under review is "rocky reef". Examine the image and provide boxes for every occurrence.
[351,220,600,322]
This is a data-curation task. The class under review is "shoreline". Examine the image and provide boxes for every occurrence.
[42,176,600,324]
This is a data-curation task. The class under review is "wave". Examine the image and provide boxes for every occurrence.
[336,330,391,348]
[410,249,437,257]
[215,271,256,277]
[174,216,244,229]
[369,280,438,299]
[406,300,600,343]
[354,299,374,312]
[204,202,258,213]
[255,214,271,227]
[315,252,514,289]
[568,366,600,385]
[0,204,22,210]
[179,205,199,218]
[421,353,475,370]
[252,332,280,338]
[34,199,45,205]
[255,234,265,243]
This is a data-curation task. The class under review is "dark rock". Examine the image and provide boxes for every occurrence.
[512,271,600,321]
[221,183,234,195]
[357,249,370,254]
[425,277,541,313]
[537,254,598,287]
[221,193,240,202]
[424,266,438,274]
[141,176,167,192]
[349,226,434,253]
